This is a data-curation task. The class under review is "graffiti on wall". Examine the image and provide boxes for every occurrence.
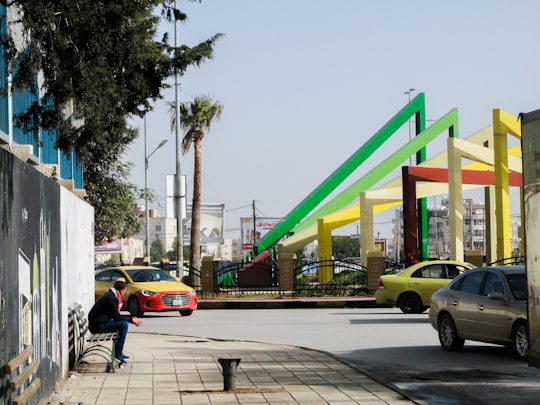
[1,148,62,394]
[18,207,61,366]
[28,206,62,387]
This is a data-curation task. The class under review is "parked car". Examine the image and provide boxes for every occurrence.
[429,265,528,360]
[375,260,475,313]
[95,266,198,317]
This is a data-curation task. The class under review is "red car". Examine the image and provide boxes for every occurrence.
[95,266,197,317]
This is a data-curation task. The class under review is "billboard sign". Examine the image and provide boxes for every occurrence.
[95,238,123,254]
[241,217,281,250]
[374,239,387,253]
[183,203,225,244]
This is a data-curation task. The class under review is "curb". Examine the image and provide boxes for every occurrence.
[198,297,377,310]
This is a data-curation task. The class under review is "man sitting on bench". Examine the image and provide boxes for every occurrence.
[88,280,143,365]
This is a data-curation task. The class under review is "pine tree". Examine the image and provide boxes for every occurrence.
[1,0,222,243]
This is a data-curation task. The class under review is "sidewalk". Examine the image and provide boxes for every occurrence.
[47,333,417,405]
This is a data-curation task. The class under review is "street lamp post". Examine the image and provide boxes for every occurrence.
[174,0,184,276]
[404,88,415,165]
[144,116,168,259]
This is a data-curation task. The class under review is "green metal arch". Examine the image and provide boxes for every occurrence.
[255,93,427,253]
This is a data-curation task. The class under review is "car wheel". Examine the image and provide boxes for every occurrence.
[512,321,529,360]
[438,313,464,351]
[128,296,144,317]
[179,310,193,317]
[398,292,423,314]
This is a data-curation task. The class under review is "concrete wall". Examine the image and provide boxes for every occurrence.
[522,109,540,368]
[0,147,94,401]
[59,183,95,378]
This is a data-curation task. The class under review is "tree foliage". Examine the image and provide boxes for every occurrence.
[166,236,190,262]
[332,236,361,259]
[1,0,222,243]
[150,238,166,263]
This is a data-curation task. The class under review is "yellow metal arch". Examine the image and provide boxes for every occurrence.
[281,118,522,271]
[493,109,522,260]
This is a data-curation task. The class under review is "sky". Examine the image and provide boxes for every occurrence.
[124,0,539,242]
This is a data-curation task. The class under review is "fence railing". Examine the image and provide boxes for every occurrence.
[197,258,400,298]
[161,256,527,298]
[293,259,369,297]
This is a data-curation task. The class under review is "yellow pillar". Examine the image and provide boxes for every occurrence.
[317,218,333,284]
[448,137,464,262]
[481,139,497,264]
[484,185,497,264]
[360,192,375,268]
[493,109,518,261]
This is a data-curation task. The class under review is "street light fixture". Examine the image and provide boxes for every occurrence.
[404,88,415,165]
[144,115,168,259]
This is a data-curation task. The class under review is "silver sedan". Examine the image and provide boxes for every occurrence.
[429,265,528,360]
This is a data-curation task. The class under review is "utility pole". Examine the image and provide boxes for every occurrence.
[174,0,184,276]
[144,115,167,259]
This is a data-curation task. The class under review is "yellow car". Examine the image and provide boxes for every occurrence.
[95,266,198,317]
[375,260,475,313]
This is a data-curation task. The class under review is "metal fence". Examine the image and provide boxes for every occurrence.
[195,258,403,298]
[212,260,279,295]
[150,256,527,298]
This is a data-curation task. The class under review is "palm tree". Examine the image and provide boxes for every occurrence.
[169,95,223,286]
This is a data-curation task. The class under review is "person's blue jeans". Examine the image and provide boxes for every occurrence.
[98,320,129,359]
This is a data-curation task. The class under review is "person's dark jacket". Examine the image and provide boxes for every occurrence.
[88,289,133,333]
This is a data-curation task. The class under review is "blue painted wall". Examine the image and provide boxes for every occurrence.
[0,4,84,188]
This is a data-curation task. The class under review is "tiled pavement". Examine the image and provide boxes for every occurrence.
[46,333,417,404]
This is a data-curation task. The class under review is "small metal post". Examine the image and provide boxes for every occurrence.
[218,358,241,391]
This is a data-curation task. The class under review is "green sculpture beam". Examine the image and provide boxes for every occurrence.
[255,93,426,253]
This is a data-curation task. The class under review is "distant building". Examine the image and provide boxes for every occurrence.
[510,215,522,257]
[136,208,242,262]
[95,238,144,266]
[204,238,242,261]
[137,209,178,254]
[428,199,451,258]
[389,197,520,262]
[462,198,486,252]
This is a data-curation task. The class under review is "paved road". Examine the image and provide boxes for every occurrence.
[133,307,540,404]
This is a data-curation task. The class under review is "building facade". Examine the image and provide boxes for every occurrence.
[136,209,243,262]
[388,197,516,262]
[1,5,84,194]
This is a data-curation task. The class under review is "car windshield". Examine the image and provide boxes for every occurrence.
[506,273,527,300]
[126,269,176,283]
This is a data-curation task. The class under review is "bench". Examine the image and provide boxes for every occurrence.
[68,304,119,373]
[0,345,41,405]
